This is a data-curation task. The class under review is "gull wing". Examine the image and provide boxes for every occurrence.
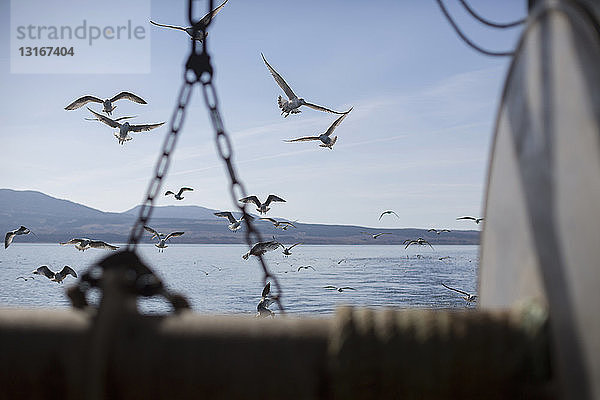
[128,121,165,133]
[380,210,399,220]
[165,231,185,241]
[261,282,271,298]
[287,242,302,250]
[5,231,16,248]
[87,107,120,128]
[65,95,103,110]
[178,187,194,196]
[150,20,188,32]
[323,286,338,290]
[303,102,349,115]
[341,287,356,291]
[442,283,470,297]
[264,194,286,206]
[144,226,161,239]
[34,265,55,279]
[215,211,237,224]
[110,91,147,104]
[165,191,175,196]
[405,240,417,249]
[198,0,229,27]
[323,110,351,137]
[259,217,277,224]
[59,266,78,278]
[427,228,437,232]
[457,216,477,221]
[284,136,320,142]
[60,238,85,246]
[261,53,297,100]
[89,240,119,250]
[260,240,281,252]
[280,221,296,228]
[239,195,262,208]
[86,115,137,122]
[240,214,254,221]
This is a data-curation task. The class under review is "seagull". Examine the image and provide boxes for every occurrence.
[379,210,399,220]
[361,232,392,239]
[143,226,166,240]
[239,195,286,215]
[273,238,302,256]
[60,238,118,251]
[323,286,356,292]
[261,53,350,118]
[256,282,275,318]
[5,226,35,248]
[442,283,477,302]
[32,265,78,283]
[259,217,296,230]
[404,238,434,250]
[149,0,229,41]
[297,265,315,272]
[427,229,451,234]
[165,187,194,200]
[155,231,185,252]
[214,211,253,232]
[242,240,280,260]
[285,109,352,150]
[439,256,452,260]
[337,258,347,264]
[65,91,147,115]
[457,216,485,224]
[87,107,165,145]
[16,276,35,281]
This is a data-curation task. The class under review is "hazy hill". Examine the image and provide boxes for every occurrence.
[0,189,480,245]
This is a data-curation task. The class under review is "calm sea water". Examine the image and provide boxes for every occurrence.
[0,244,478,315]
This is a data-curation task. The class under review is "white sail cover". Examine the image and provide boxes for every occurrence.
[480,0,600,398]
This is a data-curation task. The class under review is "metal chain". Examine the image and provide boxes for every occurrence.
[127,80,195,249]
[127,0,285,313]
[187,1,286,314]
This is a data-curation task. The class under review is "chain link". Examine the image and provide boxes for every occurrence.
[128,0,285,313]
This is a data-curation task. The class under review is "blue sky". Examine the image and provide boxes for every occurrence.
[0,0,526,229]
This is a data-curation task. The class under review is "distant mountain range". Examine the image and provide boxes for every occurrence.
[0,189,480,245]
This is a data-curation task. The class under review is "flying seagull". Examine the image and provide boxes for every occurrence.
[16,276,35,281]
[404,238,434,250]
[149,0,229,41]
[87,107,165,145]
[165,187,194,200]
[285,109,352,149]
[457,216,485,224]
[155,231,185,252]
[256,282,275,318]
[442,283,477,302]
[242,240,280,260]
[297,265,315,272]
[361,232,392,239]
[379,210,399,220]
[427,229,451,234]
[273,238,302,256]
[65,91,147,115]
[32,265,78,283]
[214,211,253,232]
[144,226,166,240]
[259,217,296,230]
[239,195,286,215]
[261,53,350,117]
[60,238,119,252]
[5,226,35,248]
[324,285,356,292]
